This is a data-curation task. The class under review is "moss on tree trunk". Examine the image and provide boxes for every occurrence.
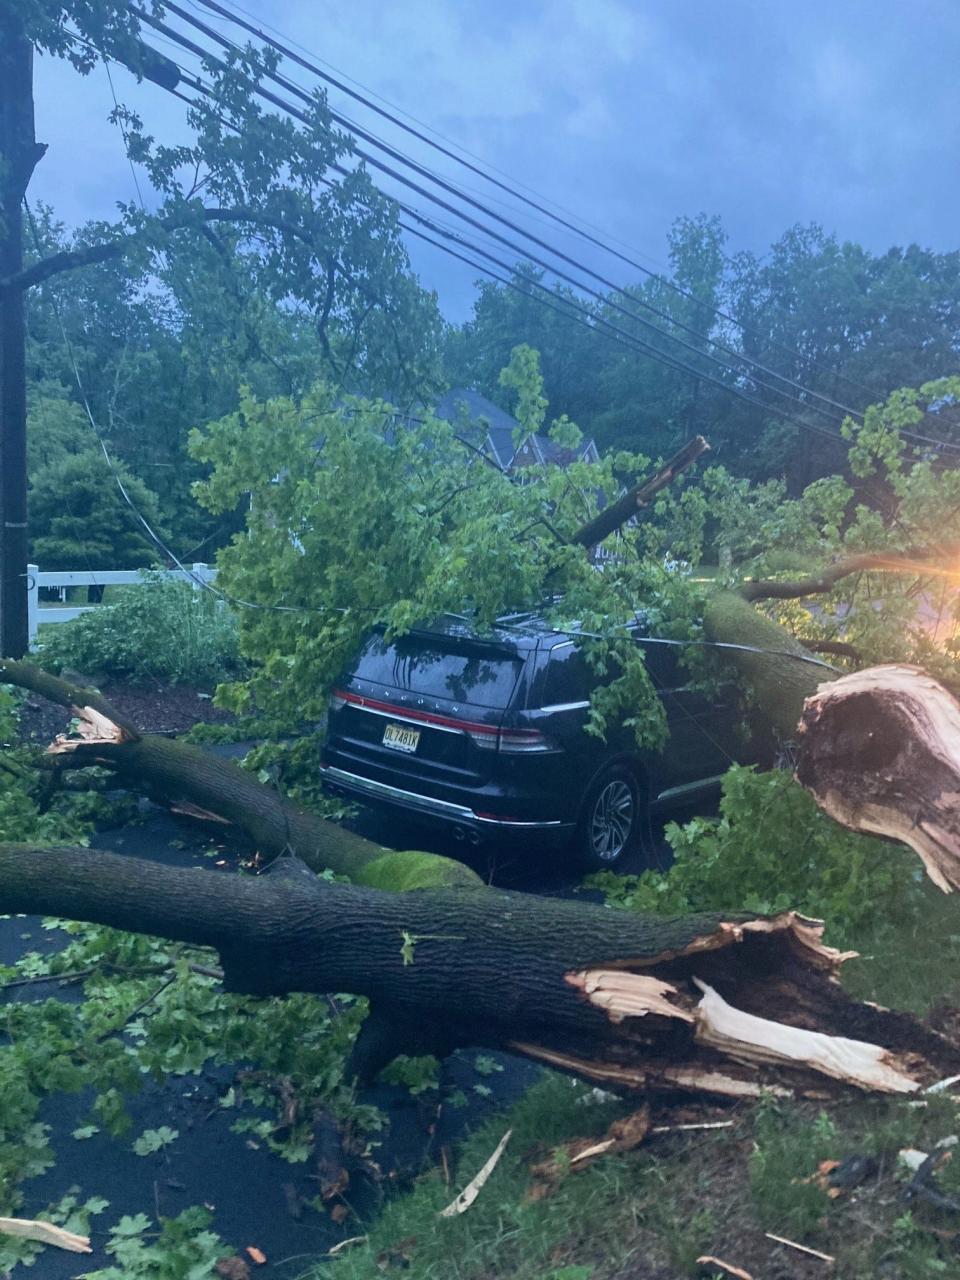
[703,590,829,740]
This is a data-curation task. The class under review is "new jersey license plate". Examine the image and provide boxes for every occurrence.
[383,722,420,754]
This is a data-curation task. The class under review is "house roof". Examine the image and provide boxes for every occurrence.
[434,388,518,468]
[434,387,598,471]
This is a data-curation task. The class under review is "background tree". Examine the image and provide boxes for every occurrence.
[29,448,166,569]
[443,216,960,487]
[8,2,447,580]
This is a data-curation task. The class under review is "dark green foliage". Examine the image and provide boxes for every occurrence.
[29,449,166,569]
[39,573,242,685]
[445,215,960,486]
[589,766,921,943]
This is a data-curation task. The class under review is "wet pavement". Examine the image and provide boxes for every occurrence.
[1,743,693,1276]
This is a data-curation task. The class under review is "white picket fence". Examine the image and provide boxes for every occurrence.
[27,563,217,647]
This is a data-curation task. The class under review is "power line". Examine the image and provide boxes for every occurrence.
[134,3,960,458]
[138,4,870,433]
[62,21,960,461]
[157,66,850,447]
[164,57,954,458]
[148,59,956,459]
[185,0,888,411]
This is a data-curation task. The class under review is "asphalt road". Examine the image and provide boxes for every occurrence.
[1,805,542,1278]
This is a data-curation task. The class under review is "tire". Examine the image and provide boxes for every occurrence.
[574,764,645,871]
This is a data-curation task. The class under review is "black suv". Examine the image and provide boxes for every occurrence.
[320,615,745,868]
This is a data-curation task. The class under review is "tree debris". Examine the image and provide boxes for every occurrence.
[692,978,922,1094]
[327,1235,367,1257]
[696,1256,754,1279]
[0,1216,92,1253]
[527,1107,650,1201]
[439,1129,512,1217]
[798,664,960,892]
[899,1139,960,1213]
[764,1232,835,1263]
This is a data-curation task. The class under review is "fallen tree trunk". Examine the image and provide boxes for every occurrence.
[4,662,960,1092]
[0,658,481,891]
[702,590,831,740]
[571,435,710,550]
[1,843,955,1095]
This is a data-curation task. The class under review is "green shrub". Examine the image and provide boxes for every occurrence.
[589,765,922,944]
[40,572,242,686]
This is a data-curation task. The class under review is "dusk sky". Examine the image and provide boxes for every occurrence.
[29,0,960,321]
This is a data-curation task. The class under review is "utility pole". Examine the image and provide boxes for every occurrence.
[0,9,45,658]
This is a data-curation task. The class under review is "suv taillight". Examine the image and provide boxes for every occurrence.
[330,688,558,752]
[470,727,558,753]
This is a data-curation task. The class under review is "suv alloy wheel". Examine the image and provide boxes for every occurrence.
[576,764,643,870]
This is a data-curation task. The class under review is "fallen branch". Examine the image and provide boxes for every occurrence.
[0,659,480,892]
[570,435,710,549]
[739,545,960,603]
[0,843,955,1097]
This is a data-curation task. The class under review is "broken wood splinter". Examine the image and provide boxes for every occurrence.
[696,1255,754,1280]
[439,1129,512,1218]
[764,1231,835,1263]
[0,1216,92,1254]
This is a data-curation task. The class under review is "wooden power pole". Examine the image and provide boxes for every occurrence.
[0,11,44,658]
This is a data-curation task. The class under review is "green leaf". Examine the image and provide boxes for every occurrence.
[132,1126,179,1156]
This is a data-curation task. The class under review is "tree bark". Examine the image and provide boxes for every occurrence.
[739,546,960,603]
[702,591,831,740]
[0,207,318,295]
[5,659,960,1092]
[0,842,954,1097]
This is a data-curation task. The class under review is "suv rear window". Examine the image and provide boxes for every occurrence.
[353,634,522,708]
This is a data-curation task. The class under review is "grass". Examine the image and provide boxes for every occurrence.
[313,1080,960,1280]
[304,885,960,1280]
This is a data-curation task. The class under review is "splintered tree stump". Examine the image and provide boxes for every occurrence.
[0,845,956,1098]
[798,664,960,892]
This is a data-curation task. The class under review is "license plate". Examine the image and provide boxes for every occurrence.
[383,723,420,754]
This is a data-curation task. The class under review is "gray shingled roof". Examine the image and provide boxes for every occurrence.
[434,388,519,468]
[434,387,599,472]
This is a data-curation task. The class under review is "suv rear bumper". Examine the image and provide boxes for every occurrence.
[319,763,573,845]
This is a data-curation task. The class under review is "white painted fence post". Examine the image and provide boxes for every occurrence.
[27,564,39,649]
[192,563,215,591]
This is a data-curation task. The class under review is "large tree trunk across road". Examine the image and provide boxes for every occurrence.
[4,656,960,1097]
[0,842,955,1095]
